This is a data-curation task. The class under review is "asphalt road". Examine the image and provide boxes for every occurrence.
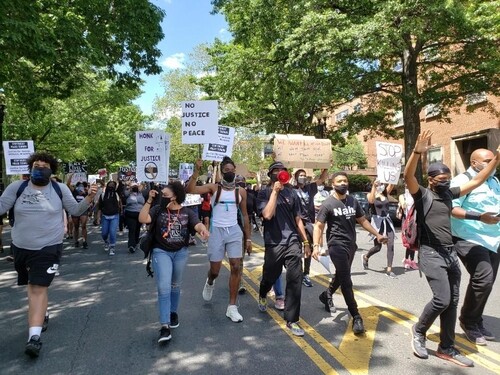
[0,223,499,375]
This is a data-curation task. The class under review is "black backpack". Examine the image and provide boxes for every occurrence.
[9,180,63,226]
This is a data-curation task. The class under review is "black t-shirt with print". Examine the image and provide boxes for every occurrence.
[150,206,200,251]
[257,185,302,246]
[412,186,460,247]
[316,195,365,248]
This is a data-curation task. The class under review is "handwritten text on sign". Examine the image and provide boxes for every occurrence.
[376,141,403,184]
[181,100,219,144]
[273,135,332,169]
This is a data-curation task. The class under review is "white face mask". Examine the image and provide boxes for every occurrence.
[317,185,324,191]
[376,185,385,194]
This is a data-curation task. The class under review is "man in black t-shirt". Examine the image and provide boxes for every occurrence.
[293,168,328,287]
[312,172,386,335]
[257,161,311,337]
[404,130,499,368]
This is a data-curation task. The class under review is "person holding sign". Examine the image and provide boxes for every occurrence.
[187,157,252,323]
[0,152,97,358]
[361,180,397,278]
[404,130,499,367]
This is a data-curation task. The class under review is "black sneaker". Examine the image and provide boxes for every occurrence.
[361,254,369,270]
[302,274,313,287]
[318,291,336,313]
[411,324,428,359]
[74,241,79,248]
[128,246,136,254]
[477,321,495,341]
[170,312,179,328]
[460,322,486,345]
[25,335,42,358]
[436,345,474,367]
[42,315,49,332]
[238,284,247,294]
[158,326,171,343]
[82,241,88,249]
[352,315,365,335]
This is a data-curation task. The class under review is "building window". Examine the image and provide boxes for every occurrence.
[353,103,362,113]
[335,109,349,122]
[428,147,443,164]
[393,110,404,128]
[424,104,440,118]
[466,92,487,106]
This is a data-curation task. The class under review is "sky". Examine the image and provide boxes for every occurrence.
[133,0,229,115]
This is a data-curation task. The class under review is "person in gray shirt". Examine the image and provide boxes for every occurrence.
[0,152,97,358]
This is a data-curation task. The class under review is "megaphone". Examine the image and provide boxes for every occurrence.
[277,170,290,184]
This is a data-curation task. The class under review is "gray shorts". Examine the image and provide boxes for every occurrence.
[207,225,243,262]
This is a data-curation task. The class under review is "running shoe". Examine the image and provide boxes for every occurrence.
[286,322,305,337]
[158,326,171,343]
[170,312,179,328]
[352,315,365,335]
[202,279,214,301]
[411,324,428,359]
[274,297,285,311]
[258,297,268,312]
[25,335,42,358]
[361,254,368,270]
[460,322,486,345]
[226,305,243,323]
[436,345,474,367]
[42,314,49,332]
[302,274,313,287]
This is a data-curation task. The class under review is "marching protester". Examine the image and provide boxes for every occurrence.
[293,168,328,287]
[0,152,97,357]
[186,157,252,323]
[139,181,209,343]
[257,161,311,336]
[361,180,397,278]
[397,184,418,270]
[71,181,90,249]
[313,171,387,334]
[124,182,145,253]
[98,180,122,256]
[450,148,500,345]
[404,130,499,367]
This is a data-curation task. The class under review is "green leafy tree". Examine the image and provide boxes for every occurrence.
[333,136,368,171]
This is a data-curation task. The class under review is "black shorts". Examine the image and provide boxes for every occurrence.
[200,209,212,219]
[13,243,63,286]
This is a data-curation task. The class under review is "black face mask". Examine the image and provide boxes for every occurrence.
[334,185,348,195]
[237,182,245,188]
[270,173,279,183]
[222,172,235,183]
[107,185,116,192]
[131,187,139,193]
[30,167,52,186]
[433,181,450,194]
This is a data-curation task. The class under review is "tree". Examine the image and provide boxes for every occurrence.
[208,0,500,174]
[0,0,165,111]
[333,136,368,170]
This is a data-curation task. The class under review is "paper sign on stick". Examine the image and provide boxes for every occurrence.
[136,131,170,183]
[376,141,403,184]
[179,163,194,182]
[181,100,219,144]
[202,126,235,161]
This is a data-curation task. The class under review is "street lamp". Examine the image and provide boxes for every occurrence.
[314,109,329,139]
[0,89,5,192]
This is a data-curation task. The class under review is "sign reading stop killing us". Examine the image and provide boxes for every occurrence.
[202,125,235,161]
[376,141,403,184]
[136,131,170,183]
[181,100,219,144]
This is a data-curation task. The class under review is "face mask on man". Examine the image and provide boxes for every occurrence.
[334,185,348,195]
[433,180,450,194]
[297,176,307,185]
[222,172,235,183]
[30,167,52,186]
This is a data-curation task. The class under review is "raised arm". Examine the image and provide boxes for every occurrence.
[186,159,216,195]
[403,130,433,195]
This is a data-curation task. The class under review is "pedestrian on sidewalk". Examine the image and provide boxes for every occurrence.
[139,181,209,343]
[0,152,97,358]
[450,148,500,346]
[404,130,499,367]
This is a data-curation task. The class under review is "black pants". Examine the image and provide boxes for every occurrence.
[124,211,141,248]
[259,242,303,323]
[454,238,500,328]
[326,244,359,317]
[416,244,461,349]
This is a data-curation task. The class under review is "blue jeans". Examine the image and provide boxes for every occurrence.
[152,247,189,325]
[273,274,284,297]
[101,214,119,246]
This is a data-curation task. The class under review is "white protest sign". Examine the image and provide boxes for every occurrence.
[181,100,219,144]
[87,175,100,184]
[376,141,403,184]
[70,173,87,184]
[182,194,203,207]
[2,140,35,175]
[179,163,194,182]
[136,131,170,183]
[273,134,332,169]
[202,126,235,161]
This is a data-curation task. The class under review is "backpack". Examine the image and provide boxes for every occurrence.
[9,180,63,226]
[401,204,419,250]
[213,184,245,230]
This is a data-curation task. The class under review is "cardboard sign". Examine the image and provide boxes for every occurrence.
[182,194,203,207]
[70,173,87,185]
[202,125,235,161]
[2,140,34,175]
[181,100,219,144]
[179,163,194,182]
[376,141,403,184]
[136,131,170,183]
[273,134,332,169]
[118,166,137,182]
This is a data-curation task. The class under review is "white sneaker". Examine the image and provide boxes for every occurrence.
[202,279,214,301]
[109,248,115,256]
[226,305,243,323]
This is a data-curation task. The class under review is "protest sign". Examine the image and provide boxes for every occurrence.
[136,131,170,183]
[376,141,403,184]
[2,140,34,175]
[202,126,235,161]
[179,163,194,182]
[88,175,100,184]
[273,134,332,169]
[181,100,219,144]
[182,194,203,207]
[118,166,137,182]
